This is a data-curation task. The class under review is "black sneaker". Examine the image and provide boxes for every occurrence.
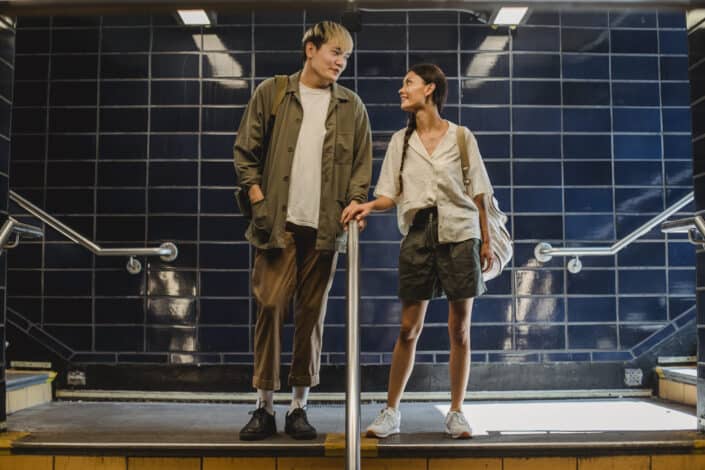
[239,407,277,441]
[285,407,317,440]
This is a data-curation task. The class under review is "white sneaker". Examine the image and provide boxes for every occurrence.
[444,410,472,439]
[365,407,401,438]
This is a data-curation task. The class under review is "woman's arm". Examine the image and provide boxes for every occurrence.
[341,195,396,225]
[473,193,494,272]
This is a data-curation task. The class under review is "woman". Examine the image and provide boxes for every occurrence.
[341,64,493,439]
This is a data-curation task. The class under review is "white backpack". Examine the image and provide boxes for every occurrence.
[457,127,513,281]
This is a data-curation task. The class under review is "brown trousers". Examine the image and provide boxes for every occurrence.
[251,224,338,390]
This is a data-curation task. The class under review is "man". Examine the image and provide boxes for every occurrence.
[233,21,372,440]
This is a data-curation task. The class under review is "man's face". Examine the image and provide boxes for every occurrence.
[306,40,351,83]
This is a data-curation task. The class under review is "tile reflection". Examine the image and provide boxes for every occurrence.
[147,297,196,325]
[148,270,197,297]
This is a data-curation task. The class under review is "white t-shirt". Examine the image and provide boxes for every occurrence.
[286,82,332,229]
[374,121,493,243]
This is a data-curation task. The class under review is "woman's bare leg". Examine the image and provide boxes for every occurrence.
[448,298,473,411]
[386,300,429,409]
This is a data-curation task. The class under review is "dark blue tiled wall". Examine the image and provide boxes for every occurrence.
[6,10,693,368]
[688,9,705,431]
[0,15,13,427]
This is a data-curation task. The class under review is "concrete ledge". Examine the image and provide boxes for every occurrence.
[55,388,652,403]
[4,400,699,459]
[656,367,697,386]
[7,431,705,459]
[6,370,54,415]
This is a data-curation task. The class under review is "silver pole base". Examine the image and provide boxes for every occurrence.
[534,242,553,263]
[160,242,179,262]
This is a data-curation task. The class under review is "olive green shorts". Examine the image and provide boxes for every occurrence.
[398,207,487,302]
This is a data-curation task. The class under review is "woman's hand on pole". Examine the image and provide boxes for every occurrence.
[341,201,372,231]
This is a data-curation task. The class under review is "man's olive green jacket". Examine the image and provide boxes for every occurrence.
[234,70,373,251]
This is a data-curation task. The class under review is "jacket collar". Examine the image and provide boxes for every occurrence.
[287,70,348,101]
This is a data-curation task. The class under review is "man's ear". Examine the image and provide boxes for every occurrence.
[305,41,317,60]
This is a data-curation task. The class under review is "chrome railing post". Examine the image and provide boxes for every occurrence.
[346,221,360,470]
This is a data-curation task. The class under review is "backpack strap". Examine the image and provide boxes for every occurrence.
[261,75,288,159]
[271,74,288,118]
[456,126,471,186]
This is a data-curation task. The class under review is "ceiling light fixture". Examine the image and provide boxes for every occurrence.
[492,7,529,26]
[176,9,212,26]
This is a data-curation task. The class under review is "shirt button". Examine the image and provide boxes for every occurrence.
[288,146,294,152]
[282,205,287,211]
[283,176,289,182]
[295,118,301,123]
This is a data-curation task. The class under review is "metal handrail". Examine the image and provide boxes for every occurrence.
[662,215,705,234]
[0,216,44,253]
[9,190,178,273]
[535,191,693,273]
[346,220,361,470]
[661,215,705,246]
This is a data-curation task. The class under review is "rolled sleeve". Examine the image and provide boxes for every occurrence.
[346,97,373,204]
[373,133,402,201]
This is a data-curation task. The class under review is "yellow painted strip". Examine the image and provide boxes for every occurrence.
[324,433,345,456]
[360,436,379,457]
[693,439,705,449]
[654,367,664,379]
[45,371,57,384]
[324,433,378,457]
[0,432,29,449]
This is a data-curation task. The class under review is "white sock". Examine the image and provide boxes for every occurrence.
[288,386,309,414]
[257,389,274,415]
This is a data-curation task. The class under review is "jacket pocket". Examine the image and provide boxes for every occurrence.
[251,198,270,233]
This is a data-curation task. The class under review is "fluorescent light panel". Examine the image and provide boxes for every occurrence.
[177,9,211,25]
[493,7,528,25]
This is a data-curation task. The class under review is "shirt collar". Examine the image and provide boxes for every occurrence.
[408,120,457,159]
[288,70,348,101]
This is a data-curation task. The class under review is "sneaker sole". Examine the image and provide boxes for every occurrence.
[366,428,400,439]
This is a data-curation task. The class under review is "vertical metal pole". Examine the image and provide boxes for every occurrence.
[346,221,360,470]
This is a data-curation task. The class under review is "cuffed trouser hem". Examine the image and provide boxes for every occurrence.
[252,376,280,391]
[288,373,319,388]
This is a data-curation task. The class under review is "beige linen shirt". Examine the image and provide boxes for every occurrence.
[374,121,493,243]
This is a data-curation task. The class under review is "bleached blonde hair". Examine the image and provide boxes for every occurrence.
[301,21,353,63]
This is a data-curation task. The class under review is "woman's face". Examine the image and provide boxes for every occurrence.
[398,71,434,112]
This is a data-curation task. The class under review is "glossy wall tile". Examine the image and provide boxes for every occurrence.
[5,10,695,367]
[0,16,14,426]
[688,11,705,413]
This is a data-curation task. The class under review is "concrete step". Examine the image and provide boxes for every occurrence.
[655,366,696,407]
[6,370,54,415]
[1,399,702,469]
